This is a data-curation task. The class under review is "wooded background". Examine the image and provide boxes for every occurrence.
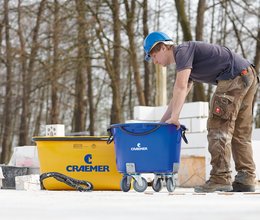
[0,0,260,163]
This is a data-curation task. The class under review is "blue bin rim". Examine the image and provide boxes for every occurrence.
[109,123,172,136]
[110,122,175,128]
[107,123,188,144]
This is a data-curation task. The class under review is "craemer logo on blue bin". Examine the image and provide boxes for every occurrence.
[131,142,148,151]
[66,153,110,172]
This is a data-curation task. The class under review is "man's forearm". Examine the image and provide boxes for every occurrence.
[160,82,192,122]
[160,99,173,122]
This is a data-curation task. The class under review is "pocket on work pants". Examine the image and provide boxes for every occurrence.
[207,94,235,129]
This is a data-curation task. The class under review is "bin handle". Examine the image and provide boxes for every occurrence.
[119,124,162,136]
[106,125,161,143]
[107,127,114,144]
[180,125,188,144]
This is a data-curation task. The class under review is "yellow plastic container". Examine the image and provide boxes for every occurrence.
[32,136,122,190]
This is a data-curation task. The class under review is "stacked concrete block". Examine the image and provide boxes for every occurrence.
[133,102,209,133]
[180,102,209,118]
[179,102,209,133]
[0,146,41,190]
[15,174,40,190]
[181,132,208,156]
[0,166,28,189]
[9,146,40,169]
[45,124,65,136]
[133,105,167,122]
[132,102,209,154]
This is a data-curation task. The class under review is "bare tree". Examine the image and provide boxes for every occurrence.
[83,6,94,134]
[174,0,192,41]
[33,88,45,136]
[109,0,123,123]
[73,0,86,132]
[18,0,46,146]
[74,0,95,134]
[123,0,146,106]
[86,1,123,124]
[0,14,4,140]
[1,0,13,163]
[193,0,207,102]
[50,0,61,124]
[196,0,206,41]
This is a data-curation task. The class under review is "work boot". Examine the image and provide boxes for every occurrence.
[194,180,232,193]
[231,181,255,192]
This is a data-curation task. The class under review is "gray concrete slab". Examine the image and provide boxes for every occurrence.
[1,187,260,220]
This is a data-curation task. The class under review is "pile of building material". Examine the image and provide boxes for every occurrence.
[0,145,40,190]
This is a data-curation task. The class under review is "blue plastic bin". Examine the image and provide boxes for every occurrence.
[108,123,187,174]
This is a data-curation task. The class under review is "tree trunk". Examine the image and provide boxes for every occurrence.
[193,0,206,102]
[17,0,29,146]
[195,0,206,41]
[174,0,192,41]
[50,0,60,124]
[0,18,4,140]
[124,0,146,106]
[74,0,88,132]
[111,0,122,123]
[74,0,95,135]
[1,0,13,163]
[33,89,45,136]
[18,0,46,145]
[86,46,94,134]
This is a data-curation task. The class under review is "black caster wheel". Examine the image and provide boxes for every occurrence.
[152,178,163,192]
[120,176,131,192]
[166,177,176,192]
[133,177,147,192]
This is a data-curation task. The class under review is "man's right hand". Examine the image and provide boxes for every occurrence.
[165,117,181,129]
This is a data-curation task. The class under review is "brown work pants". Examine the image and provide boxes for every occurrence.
[207,66,259,185]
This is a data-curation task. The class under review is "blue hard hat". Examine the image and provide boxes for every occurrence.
[143,32,173,61]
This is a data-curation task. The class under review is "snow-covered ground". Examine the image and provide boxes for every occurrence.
[0,187,260,220]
